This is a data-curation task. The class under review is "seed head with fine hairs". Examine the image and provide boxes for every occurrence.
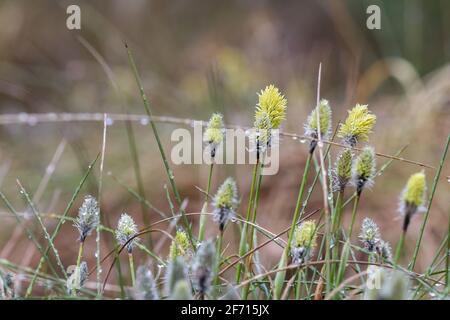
[338,104,376,147]
[352,146,376,196]
[133,266,159,300]
[398,171,427,232]
[332,149,353,192]
[255,84,287,129]
[73,195,100,242]
[213,177,238,231]
[165,256,189,297]
[304,99,332,153]
[169,230,192,261]
[203,113,224,158]
[290,220,318,265]
[359,218,381,252]
[377,240,393,262]
[115,213,139,253]
[253,85,286,160]
[192,240,216,295]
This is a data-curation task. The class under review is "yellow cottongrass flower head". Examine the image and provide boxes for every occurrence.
[399,171,427,231]
[255,85,287,129]
[213,177,238,231]
[338,104,376,147]
[352,146,376,195]
[169,230,192,261]
[290,220,318,264]
[332,149,353,192]
[304,99,332,145]
[203,113,224,158]
[116,213,139,253]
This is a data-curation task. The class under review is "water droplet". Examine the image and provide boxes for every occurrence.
[27,116,38,126]
[19,112,28,123]
[140,117,149,126]
[105,117,114,126]
[292,136,298,140]
[318,141,324,148]
[299,139,307,144]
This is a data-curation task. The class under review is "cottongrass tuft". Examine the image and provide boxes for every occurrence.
[169,230,192,261]
[203,113,225,158]
[338,104,376,147]
[116,213,139,253]
[359,218,381,252]
[133,266,159,300]
[165,256,189,297]
[304,99,332,153]
[398,171,427,232]
[0,272,14,299]
[213,177,238,231]
[66,261,88,294]
[352,146,376,196]
[332,149,353,192]
[73,195,100,242]
[255,84,287,129]
[290,220,318,265]
[377,240,393,261]
[192,240,216,295]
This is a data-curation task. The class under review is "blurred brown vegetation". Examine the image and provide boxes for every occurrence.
[0,0,449,290]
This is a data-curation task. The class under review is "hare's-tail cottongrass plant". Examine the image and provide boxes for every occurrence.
[192,240,216,299]
[394,172,427,264]
[0,272,14,299]
[133,266,159,300]
[66,261,88,295]
[169,230,193,262]
[338,104,376,147]
[198,113,225,242]
[72,195,99,294]
[236,85,287,285]
[165,257,189,297]
[347,147,376,239]
[213,177,238,232]
[359,218,381,253]
[116,213,139,286]
[290,220,318,265]
[304,99,332,153]
[274,98,331,299]
[203,113,225,159]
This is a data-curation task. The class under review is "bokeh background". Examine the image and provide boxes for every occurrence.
[0,0,449,294]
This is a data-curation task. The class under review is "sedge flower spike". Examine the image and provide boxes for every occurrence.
[338,104,376,147]
[399,171,427,232]
[378,240,393,261]
[213,177,238,231]
[304,99,332,153]
[255,84,287,129]
[359,218,381,252]
[203,113,225,158]
[74,195,100,242]
[352,146,376,196]
[333,149,353,192]
[290,220,318,264]
[116,213,139,253]
[169,230,192,261]
[165,257,189,297]
[133,266,159,300]
[192,240,216,295]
